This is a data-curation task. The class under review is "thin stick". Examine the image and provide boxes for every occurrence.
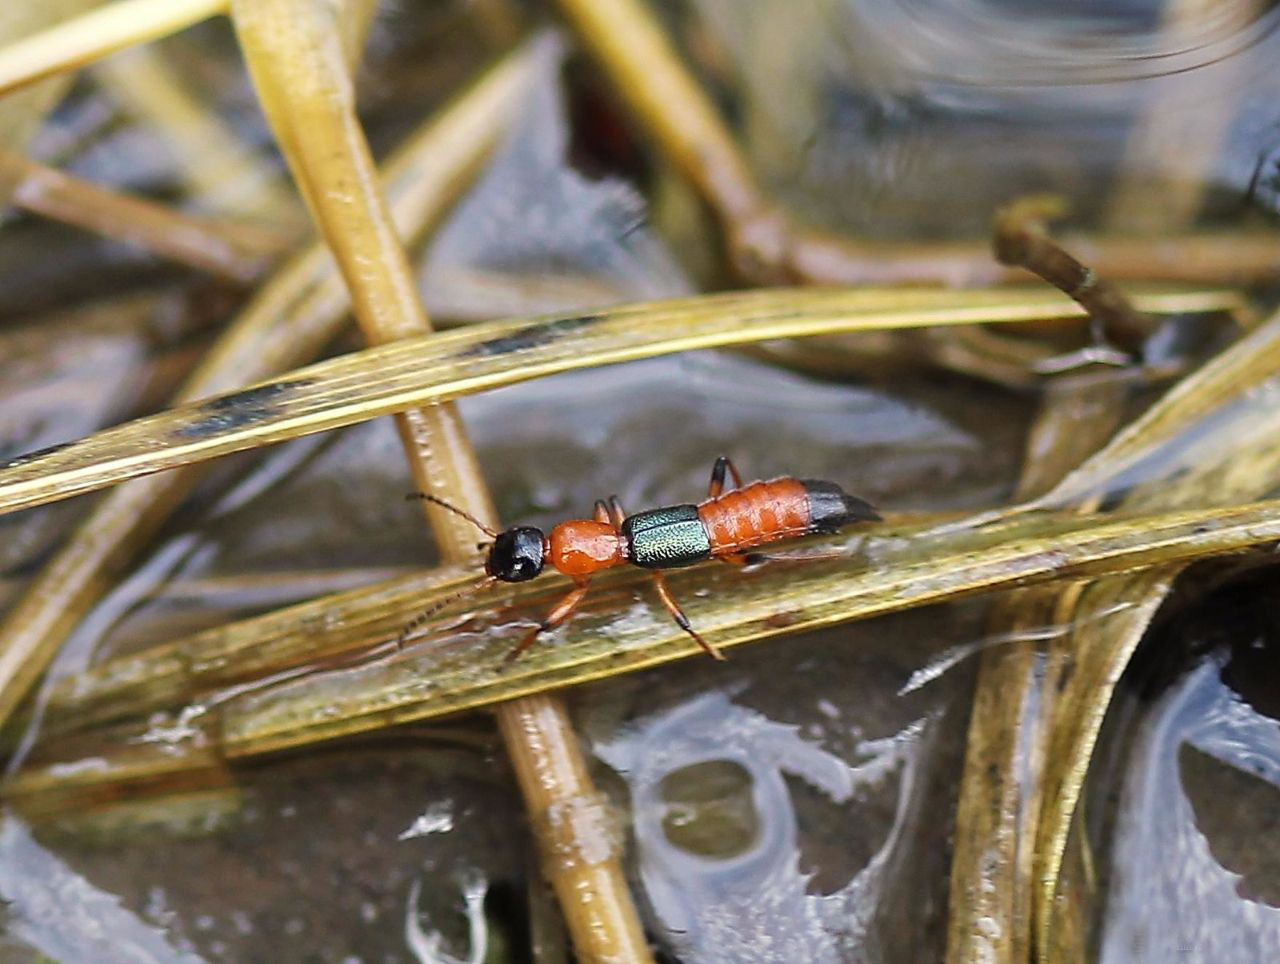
[0,0,228,97]
[993,195,1155,355]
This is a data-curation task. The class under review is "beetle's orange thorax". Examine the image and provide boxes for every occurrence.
[548,520,625,577]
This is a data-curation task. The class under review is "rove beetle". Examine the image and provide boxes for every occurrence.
[407,457,880,661]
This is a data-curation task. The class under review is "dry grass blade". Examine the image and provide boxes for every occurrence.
[1036,305,1280,511]
[947,377,1128,964]
[956,63,1253,959]
[194,496,1280,742]
[1030,305,1280,958]
[34,566,476,739]
[0,5,99,201]
[21,496,1280,770]
[0,44,535,741]
[0,285,1240,518]
[0,149,286,282]
[8,720,236,821]
[0,0,227,97]
[230,1,650,957]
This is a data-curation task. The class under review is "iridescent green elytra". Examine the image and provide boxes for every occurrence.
[621,504,713,569]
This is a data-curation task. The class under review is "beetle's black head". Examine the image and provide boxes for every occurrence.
[485,526,546,582]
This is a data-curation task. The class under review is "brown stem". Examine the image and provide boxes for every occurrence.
[993,195,1154,354]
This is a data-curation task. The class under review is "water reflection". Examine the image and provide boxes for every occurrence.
[692,0,1280,234]
[595,690,929,962]
[1099,654,1280,960]
[0,811,205,962]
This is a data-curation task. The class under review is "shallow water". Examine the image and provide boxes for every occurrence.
[3,0,1280,960]
[1090,573,1280,962]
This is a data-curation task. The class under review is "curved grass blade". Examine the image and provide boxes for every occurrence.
[25,497,1280,763]
[0,284,1241,518]
[1031,305,1280,959]
[946,378,1127,964]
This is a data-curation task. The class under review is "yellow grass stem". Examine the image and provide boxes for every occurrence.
[0,0,227,97]
[229,3,651,957]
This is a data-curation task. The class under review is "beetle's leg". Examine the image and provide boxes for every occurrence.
[650,571,724,660]
[593,499,611,525]
[715,551,751,567]
[607,495,627,530]
[505,578,590,662]
[708,456,744,499]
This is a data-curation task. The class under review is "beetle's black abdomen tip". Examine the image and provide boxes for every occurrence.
[801,479,880,532]
[843,493,881,522]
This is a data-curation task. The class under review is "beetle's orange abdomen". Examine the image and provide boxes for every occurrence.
[548,520,626,577]
[697,478,811,554]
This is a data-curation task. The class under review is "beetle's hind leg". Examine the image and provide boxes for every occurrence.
[607,495,627,529]
[708,456,744,499]
[506,577,591,662]
[650,571,724,660]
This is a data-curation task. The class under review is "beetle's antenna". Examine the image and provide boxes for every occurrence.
[397,575,499,650]
[407,492,498,538]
